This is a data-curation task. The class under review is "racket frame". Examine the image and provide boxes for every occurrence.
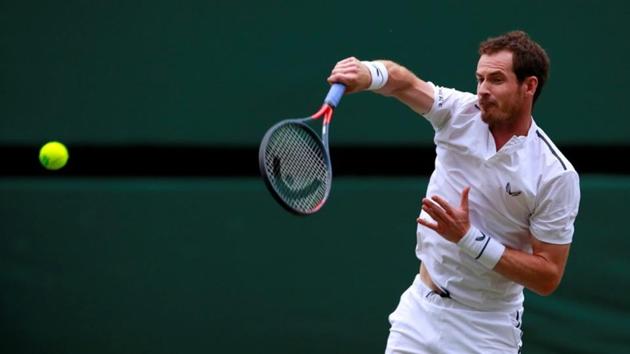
[258,83,345,215]
[258,115,332,215]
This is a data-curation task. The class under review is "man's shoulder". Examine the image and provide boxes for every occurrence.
[438,87,481,125]
[423,84,479,131]
[532,128,577,176]
[430,84,478,110]
[528,128,580,198]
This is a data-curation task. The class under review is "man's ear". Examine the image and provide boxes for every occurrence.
[524,76,538,97]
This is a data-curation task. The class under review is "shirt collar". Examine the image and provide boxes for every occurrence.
[495,117,537,154]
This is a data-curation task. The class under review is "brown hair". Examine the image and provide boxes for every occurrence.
[479,31,550,103]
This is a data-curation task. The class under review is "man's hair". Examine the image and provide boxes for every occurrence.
[479,30,550,104]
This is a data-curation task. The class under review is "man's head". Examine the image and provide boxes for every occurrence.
[476,31,550,126]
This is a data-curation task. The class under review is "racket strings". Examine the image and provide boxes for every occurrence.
[264,123,330,213]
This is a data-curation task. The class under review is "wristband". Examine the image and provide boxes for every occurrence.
[361,61,388,90]
[457,226,506,269]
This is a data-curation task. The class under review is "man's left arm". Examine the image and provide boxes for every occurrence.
[418,186,574,296]
[494,238,570,296]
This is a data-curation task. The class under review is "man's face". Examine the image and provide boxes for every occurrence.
[476,51,526,126]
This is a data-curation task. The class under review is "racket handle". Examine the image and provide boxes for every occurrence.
[324,83,346,108]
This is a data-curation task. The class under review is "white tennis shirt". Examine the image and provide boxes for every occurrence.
[416,83,580,311]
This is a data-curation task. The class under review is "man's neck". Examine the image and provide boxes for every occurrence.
[490,114,532,151]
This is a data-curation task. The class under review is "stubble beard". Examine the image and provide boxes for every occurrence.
[480,104,510,127]
[480,93,524,129]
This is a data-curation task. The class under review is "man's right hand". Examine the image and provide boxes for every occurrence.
[326,57,372,94]
[328,58,435,115]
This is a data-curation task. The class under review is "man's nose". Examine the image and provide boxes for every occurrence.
[477,81,490,96]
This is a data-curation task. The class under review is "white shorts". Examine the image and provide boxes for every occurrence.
[385,275,523,354]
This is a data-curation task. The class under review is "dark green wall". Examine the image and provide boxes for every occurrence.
[1,177,629,354]
[1,0,629,145]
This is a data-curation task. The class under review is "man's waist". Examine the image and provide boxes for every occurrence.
[420,262,450,297]
[418,262,523,312]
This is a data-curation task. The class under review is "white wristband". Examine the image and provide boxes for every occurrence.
[457,226,506,269]
[361,60,388,90]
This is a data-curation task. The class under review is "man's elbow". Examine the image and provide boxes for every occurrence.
[531,273,563,296]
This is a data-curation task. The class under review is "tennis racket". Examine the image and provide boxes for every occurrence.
[258,83,346,216]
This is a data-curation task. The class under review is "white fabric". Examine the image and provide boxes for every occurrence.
[415,83,580,311]
[362,61,388,90]
[457,225,506,269]
[385,275,523,354]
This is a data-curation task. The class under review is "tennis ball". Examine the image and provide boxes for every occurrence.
[39,141,69,170]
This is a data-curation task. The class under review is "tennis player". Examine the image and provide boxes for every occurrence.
[327,30,580,353]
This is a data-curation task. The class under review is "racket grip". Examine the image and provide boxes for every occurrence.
[324,83,346,108]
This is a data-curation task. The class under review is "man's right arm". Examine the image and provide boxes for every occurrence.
[327,57,434,115]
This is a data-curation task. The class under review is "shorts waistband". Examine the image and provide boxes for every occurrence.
[413,274,521,313]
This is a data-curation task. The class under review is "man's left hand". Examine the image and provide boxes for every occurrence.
[417,187,472,243]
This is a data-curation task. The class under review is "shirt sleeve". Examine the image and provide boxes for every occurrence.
[422,82,478,131]
[530,171,581,244]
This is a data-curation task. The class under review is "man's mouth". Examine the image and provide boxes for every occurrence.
[479,101,495,110]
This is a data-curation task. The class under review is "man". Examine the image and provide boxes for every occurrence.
[327,31,580,353]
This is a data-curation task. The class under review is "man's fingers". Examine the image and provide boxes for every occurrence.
[330,62,364,79]
[333,61,360,70]
[330,67,359,77]
[430,195,454,216]
[417,217,438,232]
[337,57,359,65]
[460,187,471,211]
[422,199,450,224]
[421,191,471,242]
[327,71,354,82]
[327,57,373,93]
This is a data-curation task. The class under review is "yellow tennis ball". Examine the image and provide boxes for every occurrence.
[39,141,69,170]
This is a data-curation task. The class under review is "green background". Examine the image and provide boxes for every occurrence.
[2,177,629,354]
[1,0,629,145]
[2,0,630,353]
